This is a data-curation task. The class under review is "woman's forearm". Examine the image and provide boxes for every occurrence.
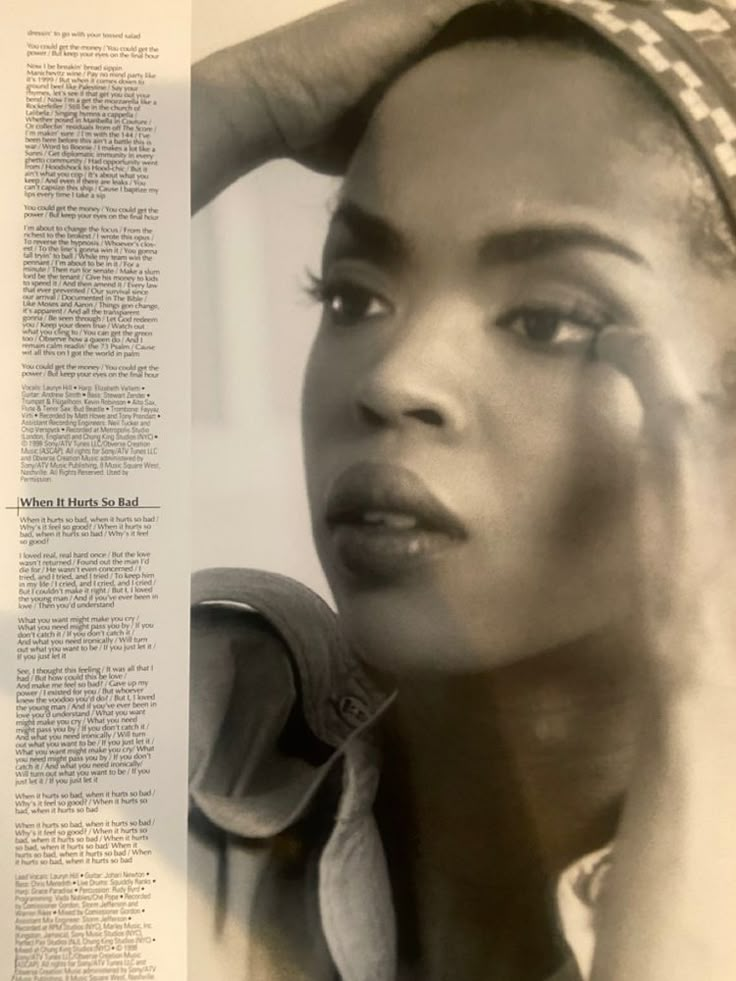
[590,321,736,977]
[191,0,474,212]
[592,668,736,981]
[192,42,286,212]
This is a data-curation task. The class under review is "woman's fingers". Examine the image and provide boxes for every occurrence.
[193,0,482,205]
[249,0,480,170]
[595,324,736,685]
[595,324,736,482]
[595,326,700,454]
[594,325,708,560]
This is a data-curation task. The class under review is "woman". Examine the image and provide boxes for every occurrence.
[189,2,736,979]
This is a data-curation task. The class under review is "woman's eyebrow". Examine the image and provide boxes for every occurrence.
[326,201,408,267]
[477,224,649,268]
[326,202,648,271]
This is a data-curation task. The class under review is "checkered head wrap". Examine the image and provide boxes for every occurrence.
[536,0,736,225]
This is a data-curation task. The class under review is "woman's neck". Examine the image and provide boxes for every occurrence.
[374,629,640,980]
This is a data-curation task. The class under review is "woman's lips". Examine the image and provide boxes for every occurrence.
[324,462,468,581]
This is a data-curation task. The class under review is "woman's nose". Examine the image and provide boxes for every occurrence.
[351,310,469,437]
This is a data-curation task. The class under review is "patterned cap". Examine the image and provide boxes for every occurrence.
[535,0,736,224]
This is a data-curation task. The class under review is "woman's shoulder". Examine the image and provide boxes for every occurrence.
[190,580,301,785]
[189,567,338,777]
[188,567,388,839]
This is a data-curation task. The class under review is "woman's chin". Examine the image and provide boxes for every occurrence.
[335,593,586,680]
[336,590,622,678]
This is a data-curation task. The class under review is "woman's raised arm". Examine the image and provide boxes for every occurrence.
[592,325,736,980]
[191,0,471,211]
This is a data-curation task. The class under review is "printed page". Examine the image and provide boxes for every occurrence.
[1,2,191,978]
[188,2,736,981]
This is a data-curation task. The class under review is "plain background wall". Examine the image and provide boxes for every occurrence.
[191,1,337,599]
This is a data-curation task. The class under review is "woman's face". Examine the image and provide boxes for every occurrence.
[302,39,736,675]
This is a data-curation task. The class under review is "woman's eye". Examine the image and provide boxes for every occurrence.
[327,285,389,327]
[497,305,607,350]
[308,274,392,328]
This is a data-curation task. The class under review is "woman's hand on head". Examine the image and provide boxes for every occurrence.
[192,0,473,210]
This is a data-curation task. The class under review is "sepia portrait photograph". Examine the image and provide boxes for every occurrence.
[188,1,736,979]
